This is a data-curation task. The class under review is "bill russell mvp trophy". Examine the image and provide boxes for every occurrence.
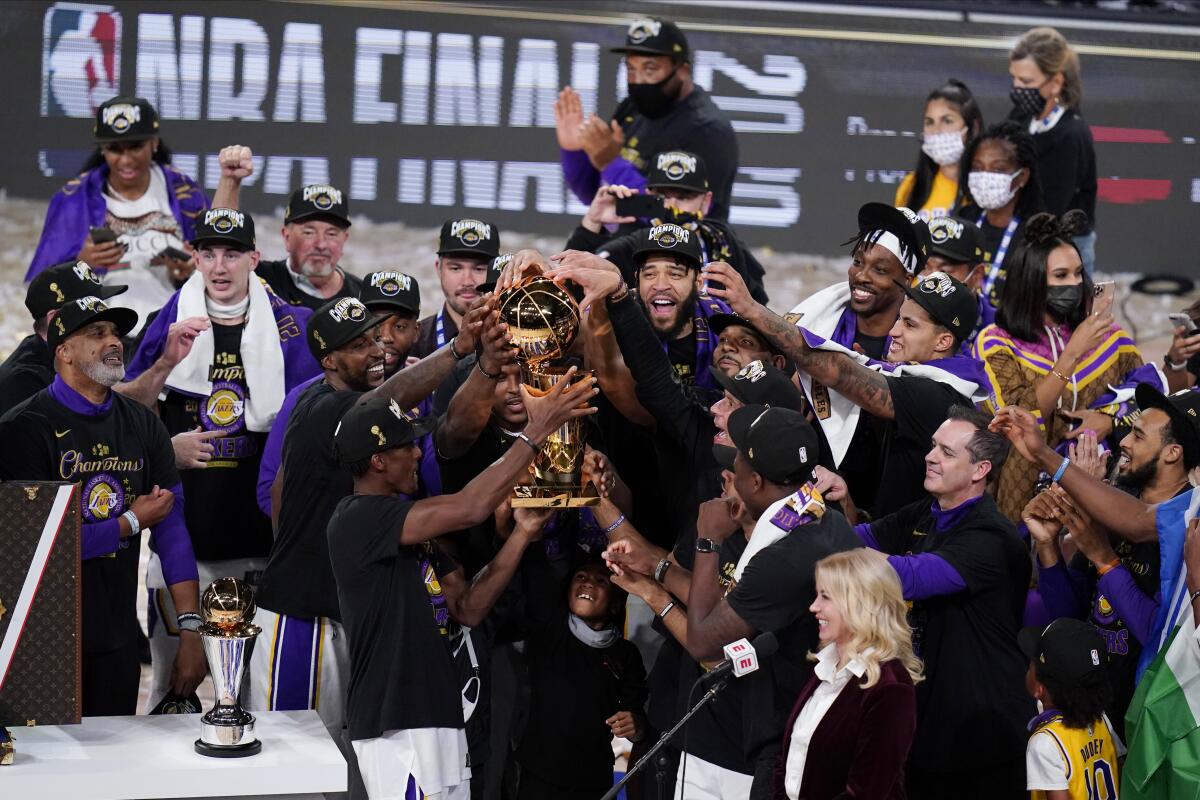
[195,577,262,757]
[497,275,599,508]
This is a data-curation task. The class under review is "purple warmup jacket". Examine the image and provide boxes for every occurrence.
[27,163,208,281]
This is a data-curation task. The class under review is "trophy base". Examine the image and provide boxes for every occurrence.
[195,738,263,758]
[512,484,601,508]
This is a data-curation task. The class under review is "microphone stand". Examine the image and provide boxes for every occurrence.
[601,676,730,800]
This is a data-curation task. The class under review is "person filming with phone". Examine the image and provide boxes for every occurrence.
[1164,301,1200,393]
[973,211,1160,521]
[564,149,768,303]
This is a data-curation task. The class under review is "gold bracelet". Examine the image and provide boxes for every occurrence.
[1050,369,1073,383]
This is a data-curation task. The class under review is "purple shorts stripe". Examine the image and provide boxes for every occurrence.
[270,615,320,711]
[406,775,425,800]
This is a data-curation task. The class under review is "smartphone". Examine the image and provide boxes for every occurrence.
[1169,312,1199,334]
[89,226,119,244]
[1091,280,1115,317]
[615,194,666,219]
[156,246,191,262]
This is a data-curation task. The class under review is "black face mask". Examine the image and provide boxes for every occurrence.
[1010,85,1045,118]
[628,69,680,119]
[1045,284,1083,319]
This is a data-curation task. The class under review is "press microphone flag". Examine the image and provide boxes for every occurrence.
[700,631,779,687]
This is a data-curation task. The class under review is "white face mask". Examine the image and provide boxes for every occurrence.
[968,169,1022,211]
[921,129,966,167]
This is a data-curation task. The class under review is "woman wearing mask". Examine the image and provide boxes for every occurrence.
[1009,27,1098,273]
[974,212,1153,522]
[958,121,1044,309]
[772,549,920,800]
[895,79,983,222]
[27,95,208,332]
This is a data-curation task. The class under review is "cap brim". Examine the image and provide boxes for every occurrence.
[190,235,254,251]
[93,132,155,143]
[330,315,386,353]
[1017,626,1041,663]
[475,282,498,294]
[286,210,351,228]
[610,45,677,56]
[363,299,419,317]
[712,442,737,471]
[633,248,702,270]
[646,180,708,194]
[99,283,129,299]
[709,364,743,401]
[406,415,437,444]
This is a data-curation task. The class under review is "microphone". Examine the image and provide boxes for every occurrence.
[699,631,779,687]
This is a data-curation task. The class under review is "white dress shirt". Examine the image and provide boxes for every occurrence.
[783,644,867,800]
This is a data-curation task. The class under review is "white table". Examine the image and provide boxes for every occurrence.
[1,710,347,800]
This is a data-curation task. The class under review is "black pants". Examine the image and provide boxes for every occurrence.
[749,742,780,800]
[516,765,611,800]
[907,758,1028,800]
[82,643,141,716]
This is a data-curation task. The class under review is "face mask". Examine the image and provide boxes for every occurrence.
[628,69,680,119]
[1010,85,1046,118]
[1045,284,1084,318]
[968,170,1021,211]
[921,129,966,167]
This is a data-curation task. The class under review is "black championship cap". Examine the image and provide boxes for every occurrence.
[1019,618,1107,684]
[361,271,421,316]
[94,96,159,142]
[191,208,256,251]
[437,218,500,260]
[610,18,689,59]
[477,253,511,294]
[902,271,979,344]
[646,150,709,195]
[708,313,779,351]
[710,360,804,412]
[334,396,436,464]
[27,260,127,320]
[717,404,820,484]
[927,217,983,264]
[47,296,138,350]
[284,184,351,228]
[308,297,381,359]
[632,224,703,270]
[856,203,932,275]
[1134,383,1200,467]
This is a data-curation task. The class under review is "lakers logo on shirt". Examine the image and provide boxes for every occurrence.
[1092,593,1117,625]
[202,381,247,434]
[82,474,124,522]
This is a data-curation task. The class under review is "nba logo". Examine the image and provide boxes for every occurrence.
[41,3,122,118]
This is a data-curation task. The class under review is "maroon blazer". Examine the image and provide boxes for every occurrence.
[771,658,917,800]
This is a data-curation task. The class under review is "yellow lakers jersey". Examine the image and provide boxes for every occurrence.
[1031,713,1120,800]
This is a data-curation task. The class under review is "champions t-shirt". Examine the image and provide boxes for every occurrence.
[256,380,360,621]
[0,387,180,653]
[327,493,464,741]
[160,322,272,561]
[666,330,697,386]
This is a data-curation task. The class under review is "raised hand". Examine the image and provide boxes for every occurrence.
[579,115,624,171]
[454,295,492,356]
[700,261,757,318]
[218,144,255,181]
[521,367,599,441]
[583,185,638,230]
[172,427,226,469]
[554,87,585,151]
[1059,409,1114,442]
[477,301,516,373]
[812,466,848,502]
[78,234,125,269]
[1066,430,1110,479]
[544,250,623,310]
[989,406,1049,465]
[494,249,549,294]
[163,316,211,367]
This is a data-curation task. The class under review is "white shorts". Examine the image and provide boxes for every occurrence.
[145,553,267,710]
[675,751,754,800]
[246,604,349,739]
[352,727,471,800]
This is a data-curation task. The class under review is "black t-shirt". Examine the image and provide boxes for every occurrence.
[436,418,514,576]
[0,387,180,653]
[411,306,459,360]
[0,334,54,418]
[826,329,889,513]
[159,322,272,561]
[257,380,360,620]
[256,259,362,312]
[725,509,859,759]
[666,330,697,386]
[611,87,739,221]
[869,494,1035,769]
[327,493,466,741]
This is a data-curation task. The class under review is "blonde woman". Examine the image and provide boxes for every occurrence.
[772,549,920,800]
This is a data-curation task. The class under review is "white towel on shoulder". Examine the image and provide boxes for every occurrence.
[787,280,851,339]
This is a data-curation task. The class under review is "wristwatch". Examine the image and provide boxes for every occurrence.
[695,537,718,554]
[1164,353,1188,372]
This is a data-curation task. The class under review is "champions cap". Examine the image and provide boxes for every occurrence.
[717,404,820,484]
[308,297,382,358]
[901,271,979,343]
[437,218,500,260]
[477,253,511,294]
[856,203,932,275]
[284,184,351,228]
[1019,618,1107,684]
[646,150,709,195]
[361,271,421,316]
[1133,383,1200,468]
[632,224,703,271]
[94,96,159,142]
[710,360,804,412]
[191,208,256,251]
[334,396,435,463]
[47,296,138,350]
[27,260,127,320]
[610,18,689,59]
[927,217,983,264]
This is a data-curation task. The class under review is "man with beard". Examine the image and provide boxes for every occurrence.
[249,293,487,740]
[211,145,362,310]
[411,218,501,359]
[556,18,738,221]
[0,297,205,715]
[1026,382,1200,735]
[564,151,767,303]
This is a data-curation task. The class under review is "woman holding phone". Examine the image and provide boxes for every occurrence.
[27,95,208,332]
[973,211,1157,521]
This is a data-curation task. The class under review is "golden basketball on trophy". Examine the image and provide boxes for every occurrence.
[497,276,599,508]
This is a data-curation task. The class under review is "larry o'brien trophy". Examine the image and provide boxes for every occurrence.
[498,276,599,508]
[195,578,262,757]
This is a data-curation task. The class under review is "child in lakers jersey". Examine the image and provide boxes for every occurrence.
[1021,619,1124,800]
